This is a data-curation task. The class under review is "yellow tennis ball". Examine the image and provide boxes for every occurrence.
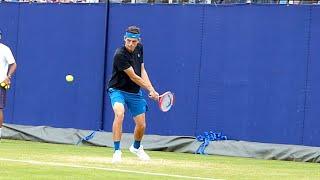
[66,74,74,82]
[0,82,6,87]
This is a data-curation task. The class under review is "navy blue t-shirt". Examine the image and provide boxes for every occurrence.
[108,43,144,93]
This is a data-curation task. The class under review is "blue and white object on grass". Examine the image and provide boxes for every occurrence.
[76,131,97,145]
[196,131,227,155]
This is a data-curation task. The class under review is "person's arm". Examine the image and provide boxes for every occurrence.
[123,67,154,92]
[141,63,159,99]
[123,66,159,100]
[3,47,17,85]
[7,63,17,78]
[141,63,153,88]
[3,63,17,85]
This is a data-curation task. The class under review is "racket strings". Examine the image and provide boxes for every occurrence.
[159,93,174,112]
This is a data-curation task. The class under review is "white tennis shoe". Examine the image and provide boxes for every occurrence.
[129,145,150,161]
[112,150,122,163]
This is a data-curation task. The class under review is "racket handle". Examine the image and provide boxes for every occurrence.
[149,93,160,101]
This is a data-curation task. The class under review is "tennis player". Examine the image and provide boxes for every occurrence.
[0,30,17,140]
[107,26,159,163]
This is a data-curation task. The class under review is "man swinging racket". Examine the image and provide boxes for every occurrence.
[107,26,159,163]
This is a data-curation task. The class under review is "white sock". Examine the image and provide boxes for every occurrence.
[0,128,2,138]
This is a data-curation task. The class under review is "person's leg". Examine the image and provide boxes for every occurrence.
[111,102,125,163]
[108,88,126,163]
[108,88,126,151]
[0,87,6,139]
[125,91,150,160]
[129,113,150,160]
[125,91,147,149]
[0,109,3,138]
[112,102,125,150]
[133,113,146,149]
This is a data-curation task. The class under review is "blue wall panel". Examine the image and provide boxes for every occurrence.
[12,4,106,130]
[0,3,319,146]
[0,3,19,124]
[303,6,320,146]
[103,4,203,135]
[197,5,309,145]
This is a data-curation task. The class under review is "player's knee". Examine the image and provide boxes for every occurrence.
[113,102,125,120]
[140,123,146,130]
[136,121,146,129]
[114,111,124,121]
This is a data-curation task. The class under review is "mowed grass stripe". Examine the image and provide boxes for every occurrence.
[0,157,220,180]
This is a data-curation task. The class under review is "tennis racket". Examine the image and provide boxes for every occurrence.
[158,91,174,112]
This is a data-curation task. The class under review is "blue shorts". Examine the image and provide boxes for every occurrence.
[108,88,148,117]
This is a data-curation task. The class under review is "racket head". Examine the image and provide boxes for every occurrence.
[158,91,174,112]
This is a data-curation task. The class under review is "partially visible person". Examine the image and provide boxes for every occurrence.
[0,30,17,140]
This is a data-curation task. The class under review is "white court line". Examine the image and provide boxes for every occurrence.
[0,157,222,180]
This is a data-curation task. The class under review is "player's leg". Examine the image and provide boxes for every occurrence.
[126,91,147,145]
[125,91,150,160]
[129,113,150,161]
[0,87,6,140]
[0,109,3,139]
[111,102,124,163]
[112,102,125,149]
[108,88,125,163]
[133,113,146,148]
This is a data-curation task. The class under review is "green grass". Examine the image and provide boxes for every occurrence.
[0,139,319,180]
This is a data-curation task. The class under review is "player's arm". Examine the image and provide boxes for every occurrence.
[124,67,154,93]
[123,67,158,100]
[141,63,153,88]
[3,63,17,85]
[141,63,159,99]
[3,48,17,84]
[7,63,17,79]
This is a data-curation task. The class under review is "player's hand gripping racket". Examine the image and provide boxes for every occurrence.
[158,91,175,112]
